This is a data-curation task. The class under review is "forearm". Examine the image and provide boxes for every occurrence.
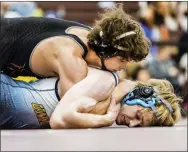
[50,113,108,129]
[50,112,111,129]
[112,79,136,102]
[63,111,112,128]
[89,96,111,115]
[50,96,115,129]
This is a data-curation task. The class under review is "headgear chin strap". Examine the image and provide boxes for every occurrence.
[121,86,174,119]
[101,58,107,70]
[87,41,117,71]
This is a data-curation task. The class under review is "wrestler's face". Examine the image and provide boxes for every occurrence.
[104,56,130,71]
[116,104,154,127]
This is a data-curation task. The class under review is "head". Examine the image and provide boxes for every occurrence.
[87,4,151,71]
[116,79,182,127]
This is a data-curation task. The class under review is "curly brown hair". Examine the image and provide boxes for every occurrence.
[87,3,151,61]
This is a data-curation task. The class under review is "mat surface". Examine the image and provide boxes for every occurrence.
[1,119,187,151]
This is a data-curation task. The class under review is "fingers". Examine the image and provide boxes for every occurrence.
[106,97,120,126]
[107,97,116,113]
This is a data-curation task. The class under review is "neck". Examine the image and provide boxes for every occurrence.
[85,49,102,69]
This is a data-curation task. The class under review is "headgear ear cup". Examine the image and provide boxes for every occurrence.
[133,86,154,98]
[121,86,174,119]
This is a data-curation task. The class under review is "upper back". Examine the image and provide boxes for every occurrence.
[1,17,92,78]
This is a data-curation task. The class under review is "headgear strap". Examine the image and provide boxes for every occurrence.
[101,58,107,70]
[122,86,174,119]
[88,30,136,67]
[115,31,136,40]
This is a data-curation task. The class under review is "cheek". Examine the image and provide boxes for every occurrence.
[121,105,138,118]
[106,58,121,67]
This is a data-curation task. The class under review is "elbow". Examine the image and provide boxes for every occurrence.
[50,114,68,129]
[49,117,63,129]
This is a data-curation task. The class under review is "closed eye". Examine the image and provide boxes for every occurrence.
[136,111,144,126]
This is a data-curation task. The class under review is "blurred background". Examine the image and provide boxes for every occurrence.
[1,1,187,117]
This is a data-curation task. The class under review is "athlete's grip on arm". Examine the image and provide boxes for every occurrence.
[89,79,136,115]
[50,97,120,129]
[50,70,120,129]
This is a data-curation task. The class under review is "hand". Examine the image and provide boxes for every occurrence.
[112,79,136,103]
[105,97,120,126]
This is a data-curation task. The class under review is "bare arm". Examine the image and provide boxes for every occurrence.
[47,37,88,96]
[50,96,120,129]
[89,79,136,115]
[50,69,120,129]
[57,50,88,95]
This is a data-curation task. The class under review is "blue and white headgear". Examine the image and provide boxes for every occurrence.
[121,86,174,119]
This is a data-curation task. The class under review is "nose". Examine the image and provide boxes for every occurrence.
[129,119,142,127]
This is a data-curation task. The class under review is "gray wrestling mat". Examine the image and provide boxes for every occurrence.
[1,119,187,151]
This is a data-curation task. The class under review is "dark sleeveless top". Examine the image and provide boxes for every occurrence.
[0,17,92,78]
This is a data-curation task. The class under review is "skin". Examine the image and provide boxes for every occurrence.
[96,79,154,127]
[116,104,154,127]
[50,67,120,128]
[30,27,129,97]
[50,67,153,129]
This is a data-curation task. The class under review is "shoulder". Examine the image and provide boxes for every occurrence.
[39,36,85,59]
[44,36,83,48]
[65,26,90,48]
[87,68,116,87]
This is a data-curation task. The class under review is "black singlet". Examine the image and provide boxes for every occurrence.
[0,17,92,78]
